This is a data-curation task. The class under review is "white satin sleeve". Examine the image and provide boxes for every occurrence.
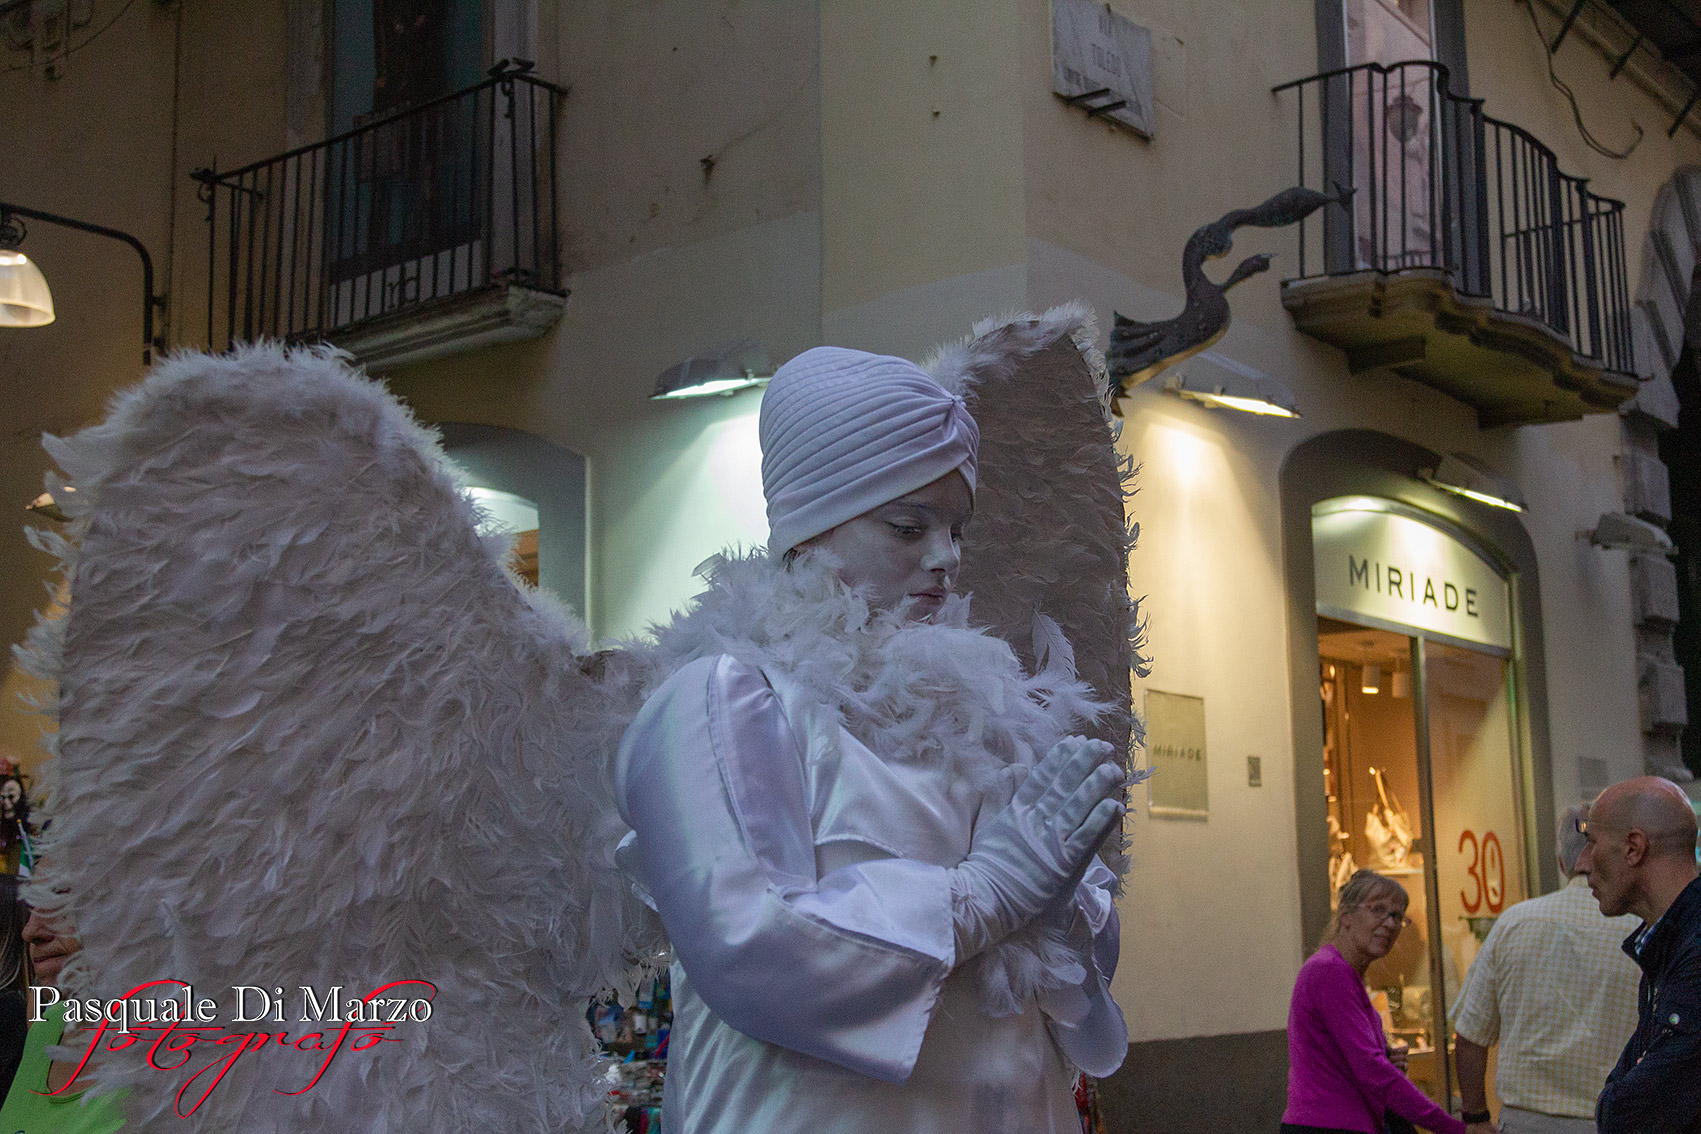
[1044,858,1129,1077]
[614,654,956,1083]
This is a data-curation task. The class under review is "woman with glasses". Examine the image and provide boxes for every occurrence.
[1282,869,1473,1134]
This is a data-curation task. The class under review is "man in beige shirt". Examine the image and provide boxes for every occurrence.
[1451,805,1642,1134]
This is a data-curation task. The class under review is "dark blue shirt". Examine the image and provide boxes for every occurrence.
[1598,872,1701,1134]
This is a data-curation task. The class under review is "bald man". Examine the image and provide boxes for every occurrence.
[1574,775,1701,1134]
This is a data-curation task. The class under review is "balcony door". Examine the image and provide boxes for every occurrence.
[1342,0,1441,272]
[327,0,489,320]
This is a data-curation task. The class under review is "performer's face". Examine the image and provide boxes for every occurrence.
[806,471,972,621]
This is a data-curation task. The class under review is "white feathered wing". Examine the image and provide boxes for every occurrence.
[927,304,1149,783]
[17,344,656,1132]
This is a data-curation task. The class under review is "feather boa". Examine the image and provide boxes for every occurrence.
[631,548,1117,1017]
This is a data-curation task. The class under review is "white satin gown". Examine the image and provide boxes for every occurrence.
[615,653,1126,1134]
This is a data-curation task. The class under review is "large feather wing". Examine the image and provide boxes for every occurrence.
[17,345,653,1131]
[926,305,1149,774]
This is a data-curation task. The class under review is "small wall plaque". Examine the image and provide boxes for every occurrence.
[1145,690,1207,818]
[1051,0,1156,138]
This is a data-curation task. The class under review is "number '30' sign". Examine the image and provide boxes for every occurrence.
[1458,829,1505,914]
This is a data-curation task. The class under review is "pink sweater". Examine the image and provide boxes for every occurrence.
[1282,945,1467,1134]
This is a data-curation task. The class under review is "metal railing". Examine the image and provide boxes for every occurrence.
[194,60,566,350]
[1274,60,1634,375]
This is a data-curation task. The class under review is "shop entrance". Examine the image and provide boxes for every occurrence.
[1312,498,1530,1108]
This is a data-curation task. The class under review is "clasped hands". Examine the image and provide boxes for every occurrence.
[950,736,1126,960]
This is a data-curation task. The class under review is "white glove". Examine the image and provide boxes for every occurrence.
[949,736,1124,961]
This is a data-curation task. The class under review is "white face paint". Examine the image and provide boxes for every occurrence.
[804,471,973,622]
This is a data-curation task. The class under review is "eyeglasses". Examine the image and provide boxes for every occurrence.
[1360,903,1413,928]
[1573,816,1621,839]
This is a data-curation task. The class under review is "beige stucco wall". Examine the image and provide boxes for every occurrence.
[1469,0,1701,257]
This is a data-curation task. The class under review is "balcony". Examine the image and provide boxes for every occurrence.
[1274,61,1639,426]
[194,61,567,369]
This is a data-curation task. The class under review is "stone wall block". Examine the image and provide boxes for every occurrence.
[1622,449,1674,522]
[1627,371,1683,428]
[1630,553,1683,627]
[1639,655,1689,732]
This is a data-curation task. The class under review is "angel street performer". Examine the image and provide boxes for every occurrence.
[613,346,1130,1133]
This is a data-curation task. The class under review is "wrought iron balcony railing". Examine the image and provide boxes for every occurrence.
[194,61,566,351]
[1274,60,1634,377]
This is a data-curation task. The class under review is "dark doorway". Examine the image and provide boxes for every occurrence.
[1658,344,1701,778]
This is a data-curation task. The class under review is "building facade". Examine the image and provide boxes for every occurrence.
[4,1,1701,1130]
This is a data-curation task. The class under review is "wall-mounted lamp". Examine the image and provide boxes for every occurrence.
[1164,351,1300,417]
[1580,512,1674,555]
[0,202,167,364]
[0,246,53,327]
[651,338,774,401]
[1422,452,1524,513]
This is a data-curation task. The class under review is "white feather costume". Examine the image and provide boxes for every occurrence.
[16,306,1143,1131]
[616,549,1128,1133]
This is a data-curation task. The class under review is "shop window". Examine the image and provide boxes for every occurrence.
[466,487,539,587]
[440,423,587,617]
[1313,498,1529,1108]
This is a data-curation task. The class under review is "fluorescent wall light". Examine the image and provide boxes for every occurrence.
[1165,351,1300,417]
[652,338,774,401]
[1421,453,1524,513]
[1582,512,1674,555]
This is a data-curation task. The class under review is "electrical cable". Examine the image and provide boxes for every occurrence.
[1520,0,1643,160]
[2,0,142,76]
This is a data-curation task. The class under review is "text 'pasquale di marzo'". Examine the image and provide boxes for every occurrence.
[1347,555,1479,618]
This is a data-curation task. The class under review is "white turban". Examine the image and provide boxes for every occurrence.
[760,346,980,556]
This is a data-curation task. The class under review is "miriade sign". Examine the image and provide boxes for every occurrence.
[1312,502,1512,652]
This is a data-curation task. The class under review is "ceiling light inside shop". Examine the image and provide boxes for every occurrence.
[652,338,774,401]
[1361,664,1382,695]
[1421,453,1524,513]
[1391,670,1410,698]
[1165,351,1300,418]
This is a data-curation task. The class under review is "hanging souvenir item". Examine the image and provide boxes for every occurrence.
[1364,766,1416,869]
